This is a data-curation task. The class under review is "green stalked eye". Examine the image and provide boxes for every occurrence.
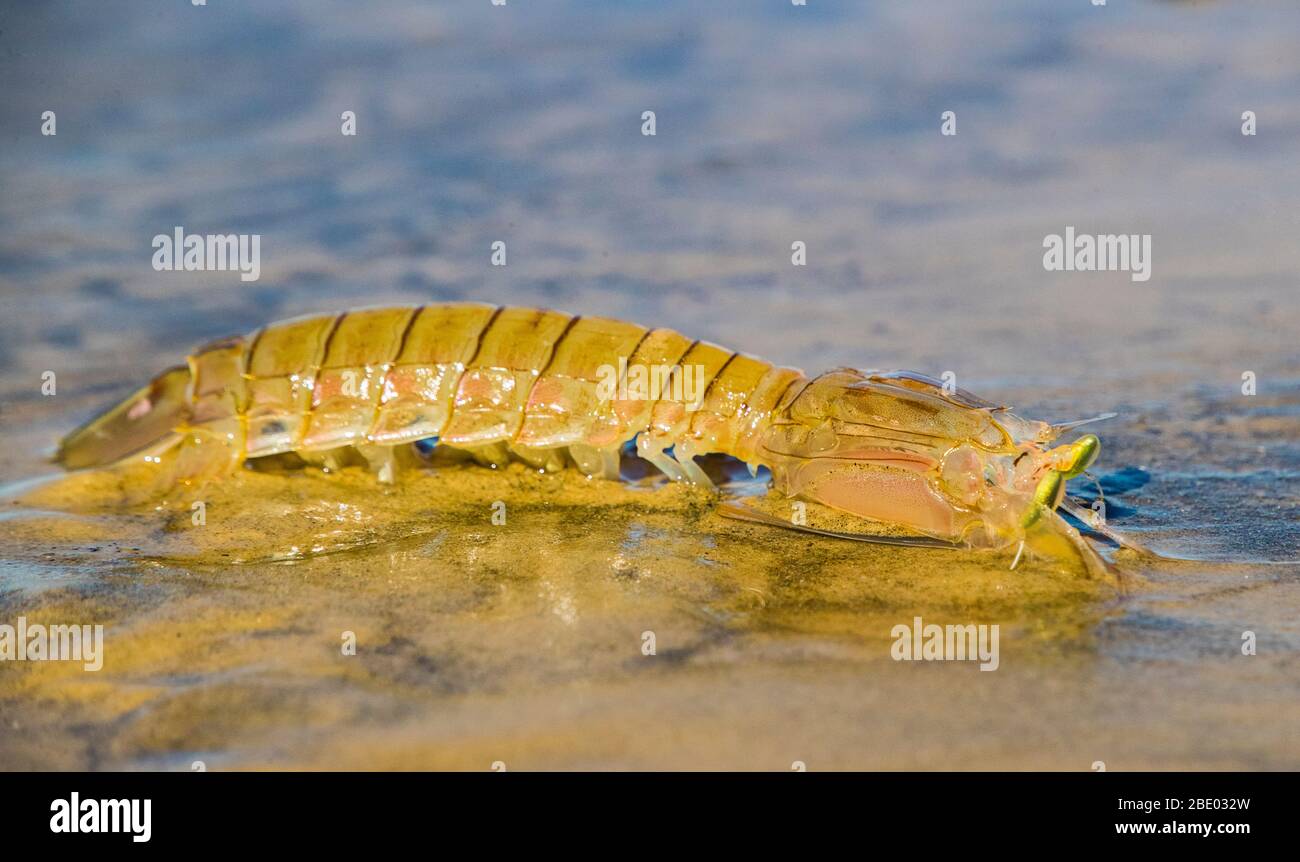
[1022,470,1064,528]
[1062,433,1100,478]
[1035,469,1065,510]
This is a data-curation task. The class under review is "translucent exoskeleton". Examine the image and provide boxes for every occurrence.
[56,303,1130,577]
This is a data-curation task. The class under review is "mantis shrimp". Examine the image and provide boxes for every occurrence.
[56,302,1128,576]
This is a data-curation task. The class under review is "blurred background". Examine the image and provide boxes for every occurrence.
[0,1,1297,769]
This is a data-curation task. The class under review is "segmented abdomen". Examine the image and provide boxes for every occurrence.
[185,303,807,470]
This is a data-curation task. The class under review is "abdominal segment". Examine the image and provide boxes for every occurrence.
[168,303,802,482]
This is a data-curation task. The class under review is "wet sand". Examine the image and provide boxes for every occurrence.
[0,0,1298,769]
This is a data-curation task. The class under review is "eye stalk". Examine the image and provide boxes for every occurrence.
[1060,433,1100,478]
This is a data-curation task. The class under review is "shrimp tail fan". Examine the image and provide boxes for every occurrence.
[55,366,191,469]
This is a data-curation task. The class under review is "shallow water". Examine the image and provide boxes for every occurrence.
[0,0,1298,770]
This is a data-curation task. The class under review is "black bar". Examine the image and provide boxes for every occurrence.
[2,772,1286,848]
